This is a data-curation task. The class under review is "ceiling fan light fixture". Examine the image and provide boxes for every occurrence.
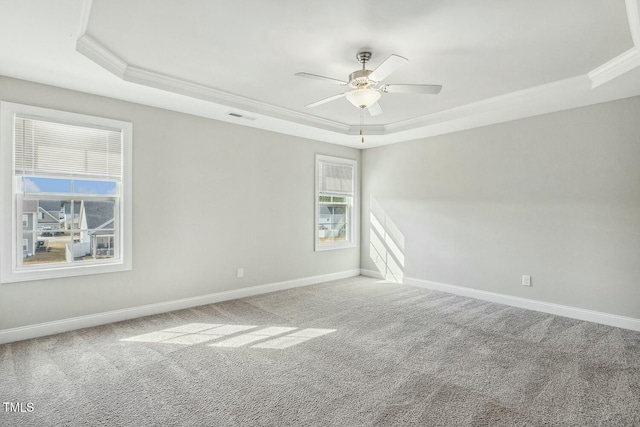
[345,88,381,109]
[296,51,441,114]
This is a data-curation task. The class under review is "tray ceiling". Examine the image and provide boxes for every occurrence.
[1,0,640,148]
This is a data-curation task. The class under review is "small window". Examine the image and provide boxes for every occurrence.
[0,102,132,283]
[315,155,357,251]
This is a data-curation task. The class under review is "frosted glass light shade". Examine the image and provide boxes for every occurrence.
[345,89,381,108]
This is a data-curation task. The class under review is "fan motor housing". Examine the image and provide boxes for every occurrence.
[348,69,375,88]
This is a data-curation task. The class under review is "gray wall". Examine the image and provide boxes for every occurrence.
[0,76,360,330]
[361,96,640,319]
[2,75,638,330]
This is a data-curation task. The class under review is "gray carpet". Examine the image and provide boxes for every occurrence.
[1,276,639,426]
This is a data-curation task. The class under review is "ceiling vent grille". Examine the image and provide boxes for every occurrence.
[227,112,256,120]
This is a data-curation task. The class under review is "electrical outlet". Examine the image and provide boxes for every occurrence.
[372,254,378,263]
[522,275,531,287]
[237,268,244,278]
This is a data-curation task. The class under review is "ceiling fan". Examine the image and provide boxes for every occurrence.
[295,51,442,116]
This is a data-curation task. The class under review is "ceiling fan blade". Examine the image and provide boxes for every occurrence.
[369,54,408,82]
[367,102,383,116]
[295,72,347,85]
[305,93,346,108]
[381,84,442,94]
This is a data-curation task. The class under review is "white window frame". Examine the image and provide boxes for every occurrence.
[315,154,358,251]
[0,102,133,283]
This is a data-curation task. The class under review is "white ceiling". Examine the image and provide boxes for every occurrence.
[1,0,639,148]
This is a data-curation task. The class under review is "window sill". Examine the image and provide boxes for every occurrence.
[1,260,131,284]
[315,242,358,252]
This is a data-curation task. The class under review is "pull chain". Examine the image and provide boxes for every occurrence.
[360,108,364,143]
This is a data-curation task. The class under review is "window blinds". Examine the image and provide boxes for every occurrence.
[318,160,354,196]
[14,115,123,180]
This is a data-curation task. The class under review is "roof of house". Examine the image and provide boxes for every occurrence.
[63,202,82,215]
[84,201,115,231]
[22,199,38,213]
[39,200,62,214]
[38,200,63,224]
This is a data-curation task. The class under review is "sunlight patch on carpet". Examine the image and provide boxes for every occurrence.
[120,323,336,349]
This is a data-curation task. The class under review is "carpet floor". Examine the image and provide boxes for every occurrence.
[1,276,639,426]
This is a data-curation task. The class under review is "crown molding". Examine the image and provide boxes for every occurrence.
[72,0,640,148]
[588,47,640,88]
[74,31,636,147]
[627,0,640,46]
[386,75,590,134]
[588,0,640,88]
[123,65,349,133]
[77,0,93,38]
[76,34,127,79]
[75,34,349,134]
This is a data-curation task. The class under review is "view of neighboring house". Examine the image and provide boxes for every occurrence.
[24,200,115,262]
[64,200,115,261]
[75,200,115,259]
[38,200,63,231]
[62,201,82,230]
[318,205,346,240]
[22,200,65,259]
[22,199,38,258]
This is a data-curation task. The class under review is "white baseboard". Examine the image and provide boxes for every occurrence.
[0,269,361,344]
[403,276,640,332]
[360,268,385,279]
[4,269,637,344]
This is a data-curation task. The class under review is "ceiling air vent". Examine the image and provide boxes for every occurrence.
[227,112,256,120]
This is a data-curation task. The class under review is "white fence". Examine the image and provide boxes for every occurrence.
[66,242,91,261]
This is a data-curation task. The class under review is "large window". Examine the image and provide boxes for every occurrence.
[0,102,132,283]
[315,155,357,251]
